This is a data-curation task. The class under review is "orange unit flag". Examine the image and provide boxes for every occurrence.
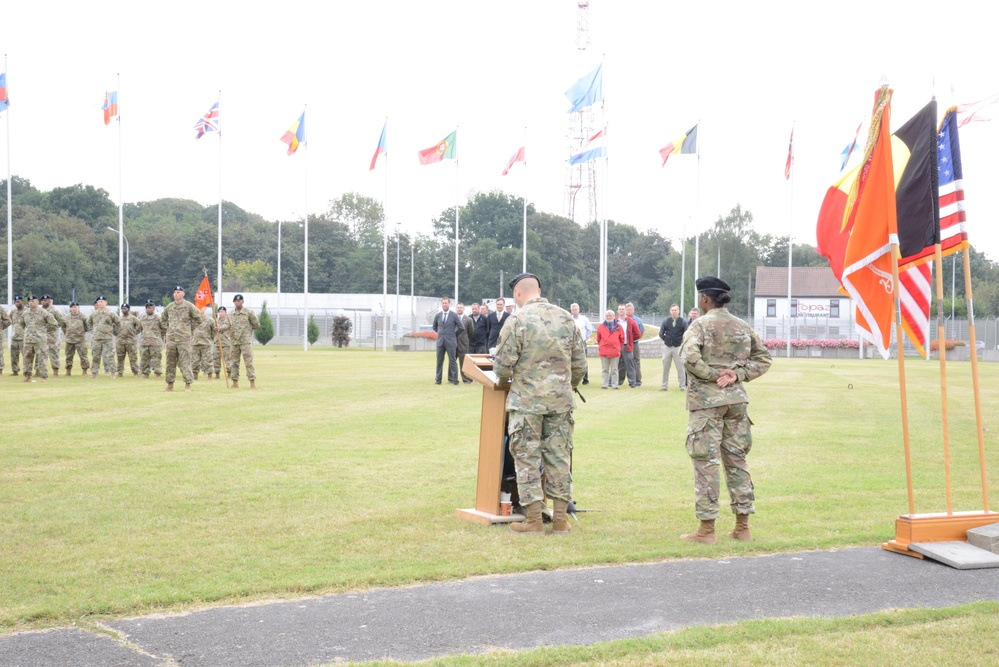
[195,276,213,310]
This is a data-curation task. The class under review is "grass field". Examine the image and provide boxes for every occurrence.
[2,348,997,648]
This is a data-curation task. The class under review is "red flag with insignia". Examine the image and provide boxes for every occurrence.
[195,276,213,310]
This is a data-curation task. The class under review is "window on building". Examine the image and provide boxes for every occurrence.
[830,299,840,318]
[790,299,798,317]
[767,299,776,317]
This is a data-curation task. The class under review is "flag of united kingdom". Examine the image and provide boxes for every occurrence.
[194,102,219,139]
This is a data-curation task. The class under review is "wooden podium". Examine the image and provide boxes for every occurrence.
[455,354,522,525]
[882,511,999,558]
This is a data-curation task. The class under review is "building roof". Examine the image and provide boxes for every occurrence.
[754,266,844,297]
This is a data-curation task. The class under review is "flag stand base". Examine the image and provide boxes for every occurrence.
[882,510,999,558]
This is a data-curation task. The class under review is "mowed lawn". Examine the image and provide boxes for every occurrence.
[1,347,996,633]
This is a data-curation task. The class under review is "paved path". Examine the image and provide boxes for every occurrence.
[3,547,998,666]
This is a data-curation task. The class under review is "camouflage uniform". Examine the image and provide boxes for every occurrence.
[88,308,121,376]
[680,306,772,520]
[213,314,231,376]
[9,304,26,375]
[42,304,66,373]
[190,311,215,377]
[493,297,587,506]
[219,307,259,382]
[62,311,92,374]
[22,307,58,380]
[115,312,141,376]
[138,311,164,377]
[0,306,10,373]
[160,299,202,386]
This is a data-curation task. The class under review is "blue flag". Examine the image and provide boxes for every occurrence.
[565,63,603,113]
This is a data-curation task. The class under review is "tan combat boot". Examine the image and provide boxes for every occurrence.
[214,372,220,379]
[185,383,192,392]
[53,369,59,377]
[510,501,545,534]
[117,372,123,378]
[730,514,752,541]
[65,368,71,376]
[552,499,572,534]
[162,383,174,392]
[680,519,717,544]
[231,379,239,389]
[193,371,199,380]
[250,379,257,390]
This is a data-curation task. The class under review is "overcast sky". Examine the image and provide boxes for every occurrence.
[4,0,999,264]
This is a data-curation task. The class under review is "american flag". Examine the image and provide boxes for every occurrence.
[194,102,219,139]
[897,108,968,356]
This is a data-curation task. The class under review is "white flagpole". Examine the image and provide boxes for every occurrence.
[694,119,701,281]
[303,106,309,352]
[454,126,460,302]
[599,71,608,317]
[117,73,124,307]
[217,90,223,307]
[5,54,12,323]
[786,122,794,358]
[381,117,389,351]
[522,125,528,273]
[680,218,687,315]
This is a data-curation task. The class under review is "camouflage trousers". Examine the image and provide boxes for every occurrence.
[213,344,230,374]
[191,344,213,375]
[685,403,755,520]
[46,337,61,370]
[22,340,48,379]
[9,339,23,374]
[0,339,5,371]
[228,342,255,381]
[140,345,163,377]
[64,342,90,372]
[116,341,139,376]
[507,410,574,506]
[165,341,193,386]
[91,339,117,375]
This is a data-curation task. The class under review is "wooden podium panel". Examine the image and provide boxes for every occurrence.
[455,355,522,525]
[882,510,999,557]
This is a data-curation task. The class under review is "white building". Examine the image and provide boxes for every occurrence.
[753,266,855,341]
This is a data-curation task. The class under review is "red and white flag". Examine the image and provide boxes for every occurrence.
[502,146,525,176]
[784,126,794,180]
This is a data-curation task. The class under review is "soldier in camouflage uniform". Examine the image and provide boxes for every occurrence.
[88,296,121,378]
[679,277,771,544]
[138,300,164,378]
[21,295,58,381]
[0,303,10,375]
[160,285,202,391]
[190,306,215,380]
[41,295,67,376]
[218,294,259,389]
[115,304,141,378]
[62,301,92,376]
[212,306,230,379]
[493,273,587,535]
[9,296,25,376]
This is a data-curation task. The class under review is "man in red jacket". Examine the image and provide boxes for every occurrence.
[616,304,642,388]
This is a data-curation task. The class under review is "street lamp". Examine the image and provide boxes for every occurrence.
[395,222,401,340]
[106,227,129,303]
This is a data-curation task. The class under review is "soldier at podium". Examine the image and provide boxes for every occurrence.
[493,273,587,535]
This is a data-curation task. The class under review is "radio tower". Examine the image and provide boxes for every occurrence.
[564,1,599,224]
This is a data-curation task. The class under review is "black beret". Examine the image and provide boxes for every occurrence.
[13,295,22,301]
[218,306,227,312]
[42,294,52,300]
[508,272,541,292]
[70,301,79,307]
[173,285,185,292]
[121,303,130,309]
[145,299,155,306]
[96,295,106,302]
[27,295,38,301]
[695,276,731,295]
[233,294,244,301]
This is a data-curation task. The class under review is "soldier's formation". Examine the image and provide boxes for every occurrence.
[0,289,260,391]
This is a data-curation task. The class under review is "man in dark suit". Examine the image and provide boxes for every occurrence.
[432,297,463,385]
[456,302,474,383]
[486,297,510,351]
[469,303,489,354]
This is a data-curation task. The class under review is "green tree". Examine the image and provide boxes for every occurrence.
[307,314,319,345]
[44,184,117,228]
[331,314,352,347]
[255,300,275,345]
[222,258,276,293]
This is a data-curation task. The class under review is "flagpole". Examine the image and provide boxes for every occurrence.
[786,122,795,359]
[680,218,687,315]
[5,54,11,324]
[454,125,459,303]
[890,244,917,516]
[303,105,309,353]
[931,244,954,515]
[117,72,124,307]
[522,125,527,273]
[217,90,223,308]
[599,78,608,317]
[694,118,701,280]
[382,116,389,352]
[962,246,990,511]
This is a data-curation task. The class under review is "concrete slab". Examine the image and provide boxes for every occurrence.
[909,541,999,569]
[0,628,159,667]
[967,522,999,554]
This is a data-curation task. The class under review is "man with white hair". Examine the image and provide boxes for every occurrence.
[570,303,593,385]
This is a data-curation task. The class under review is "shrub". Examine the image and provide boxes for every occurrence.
[404,331,437,340]
[307,314,319,345]
[762,338,859,350]
[331,314,352,348]
[255,301,274,346]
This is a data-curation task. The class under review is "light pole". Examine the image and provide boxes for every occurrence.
[410,241,415,334]
[277,219,282,300]
[395,222,401,340]
[106,227,129,303]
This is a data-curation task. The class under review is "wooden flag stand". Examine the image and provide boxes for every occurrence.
[883,512,999,558]
[455,354,521,526]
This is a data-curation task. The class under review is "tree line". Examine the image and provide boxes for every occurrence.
[2,176,998,318]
